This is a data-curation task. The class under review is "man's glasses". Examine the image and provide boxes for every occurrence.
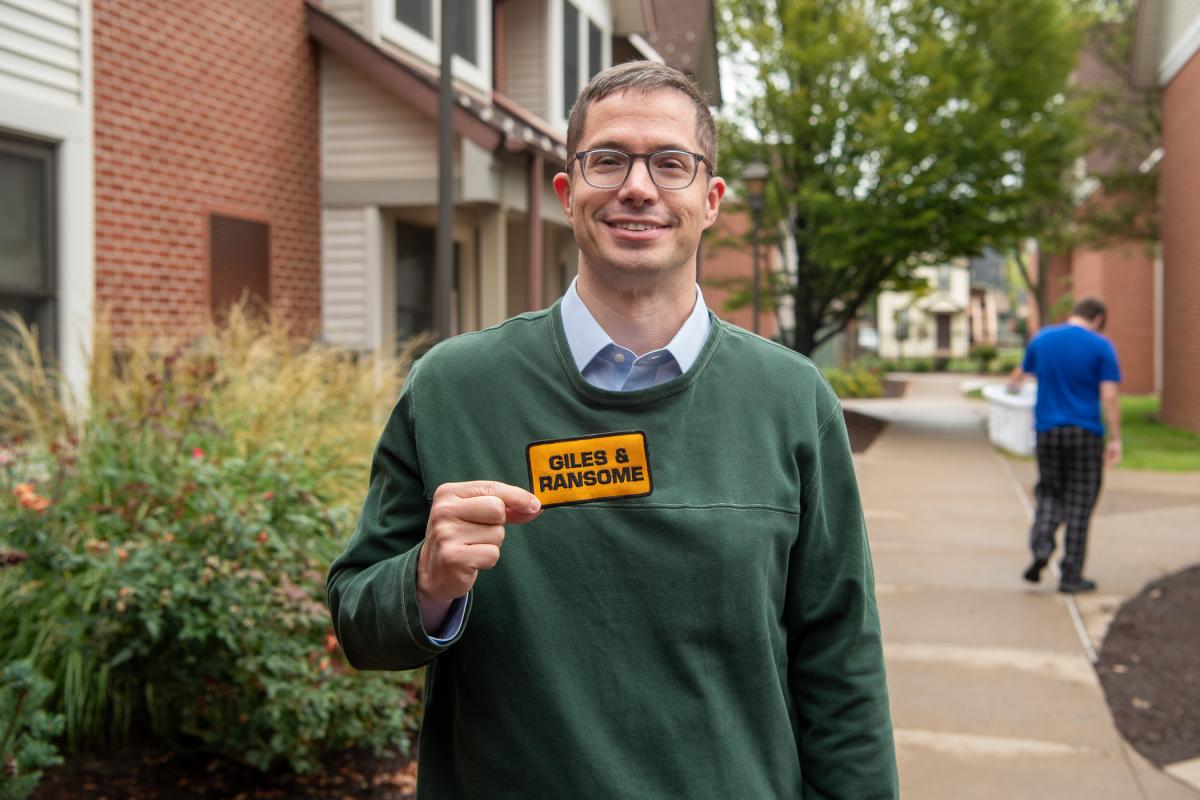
[572,149,711,190]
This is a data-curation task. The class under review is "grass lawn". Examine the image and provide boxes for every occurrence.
[1120,395,1200,472]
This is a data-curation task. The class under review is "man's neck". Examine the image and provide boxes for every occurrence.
[575,269,697,356]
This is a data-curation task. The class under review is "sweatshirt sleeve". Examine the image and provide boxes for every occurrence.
[786,401,899,799]
[326,365,469,670]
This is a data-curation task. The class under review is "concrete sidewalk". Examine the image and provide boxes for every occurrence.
[845,373,1200,800]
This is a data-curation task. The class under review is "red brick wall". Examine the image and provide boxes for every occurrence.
[1072,243,1156,394]
[1160,50,1200,433]
[1029,252,1073,334]
[93,0,320,336]
[699,205,777,337]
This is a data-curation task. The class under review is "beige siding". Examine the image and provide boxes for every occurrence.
[321,53,439,182]
[506,0,547,118]
[322,0,368,37]
[1164,0,1200,54]
[0,0,82,106]
[322,207,371,348]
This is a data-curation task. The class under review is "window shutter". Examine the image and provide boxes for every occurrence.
[209,214,269,319]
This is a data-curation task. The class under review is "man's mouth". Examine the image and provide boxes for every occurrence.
[604,219,670,231]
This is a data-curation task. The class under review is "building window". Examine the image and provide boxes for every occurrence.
[563,0,579,117]
[556,0,609,124]
[0,137,55,358]
[396,0,432,37]
[937,264,951,291]
[393,0,480,66]
[588,20,602,79]
[395,223,436,339]
[209,215,270,320]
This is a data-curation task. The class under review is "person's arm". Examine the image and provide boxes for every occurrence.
[786,401,898,799]
[326,368,540,670]
[1100,380,1122,467]
[1006,363,1027,393]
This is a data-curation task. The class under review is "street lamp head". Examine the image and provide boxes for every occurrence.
[741,158,769,211]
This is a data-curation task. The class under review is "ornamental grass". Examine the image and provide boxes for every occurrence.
[0,308,427,785]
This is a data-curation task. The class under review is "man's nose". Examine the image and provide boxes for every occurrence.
[618,157,659,204]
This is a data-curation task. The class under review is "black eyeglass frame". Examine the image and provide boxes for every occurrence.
[571,148,713,190]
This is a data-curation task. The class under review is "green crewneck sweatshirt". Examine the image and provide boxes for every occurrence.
[327,303,898,799]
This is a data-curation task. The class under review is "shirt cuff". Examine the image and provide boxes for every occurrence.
[425,594,468,644]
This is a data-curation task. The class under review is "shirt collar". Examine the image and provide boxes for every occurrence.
[560,277,711,373]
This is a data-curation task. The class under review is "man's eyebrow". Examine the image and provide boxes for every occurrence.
[581,140,696,153]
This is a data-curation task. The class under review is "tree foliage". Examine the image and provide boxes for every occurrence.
[718,0,1086,354]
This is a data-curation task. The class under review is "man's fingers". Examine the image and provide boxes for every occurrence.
[455,495,508,525]
[437,481,542,520]
[456,543,501,572]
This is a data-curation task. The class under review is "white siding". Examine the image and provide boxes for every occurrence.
[322,208,371,348]
[1160,0,1200,85]
[321,53,439,182]
[0,0,82,106]
[322,0,369,38]
[506,0,547,118]
[0,0,91,402]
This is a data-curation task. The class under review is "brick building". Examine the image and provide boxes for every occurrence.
[1032,27,1160,396]
[1,0,724,399]
[92,1,321,336]
[1132,0,1200,433]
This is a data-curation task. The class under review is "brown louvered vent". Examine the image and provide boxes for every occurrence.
[209,214,269,320]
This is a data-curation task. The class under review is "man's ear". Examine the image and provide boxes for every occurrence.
[552,172,573,223]
[702,177,726,230]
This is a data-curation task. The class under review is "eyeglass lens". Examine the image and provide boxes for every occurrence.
[581,150,698,189]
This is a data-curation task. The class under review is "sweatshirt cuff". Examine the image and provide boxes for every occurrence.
[425,594,468,644]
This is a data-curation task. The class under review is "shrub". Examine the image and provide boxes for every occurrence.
[0,310,424,776]
[969,344,998,373]
[0,660,63,800]
[822,366,884,399]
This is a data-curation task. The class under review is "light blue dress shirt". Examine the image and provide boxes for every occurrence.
[425,278,712,642]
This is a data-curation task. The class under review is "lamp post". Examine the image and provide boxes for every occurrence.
[741,158,769,335]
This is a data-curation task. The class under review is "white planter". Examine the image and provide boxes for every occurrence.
[982,383,1037,456]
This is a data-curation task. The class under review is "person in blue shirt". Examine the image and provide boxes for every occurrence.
[1008,298,1122,593]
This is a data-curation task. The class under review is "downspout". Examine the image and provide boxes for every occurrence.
[526,153,544,311]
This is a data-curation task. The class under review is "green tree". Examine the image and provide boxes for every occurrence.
[1005,0,1160,325]
[719,0,1085,355]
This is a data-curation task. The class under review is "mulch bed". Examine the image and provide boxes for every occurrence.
[32,746,417,800]
[844,409,887,454]
[1096,564,1200,767]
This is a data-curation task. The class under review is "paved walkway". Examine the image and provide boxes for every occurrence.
[844,373,1200,800]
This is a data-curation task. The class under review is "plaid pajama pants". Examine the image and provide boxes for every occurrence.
[1029,425,1105,582]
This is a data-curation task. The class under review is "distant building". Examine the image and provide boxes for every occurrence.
[876,260,971,362]
[1131,0,1200,432]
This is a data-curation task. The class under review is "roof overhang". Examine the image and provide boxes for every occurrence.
[1130,0,1164,88]
[305,1,566,161]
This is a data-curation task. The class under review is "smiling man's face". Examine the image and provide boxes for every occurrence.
[553,89,725,288]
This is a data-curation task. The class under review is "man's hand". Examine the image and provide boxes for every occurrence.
[416,481,542,634]
[1105,439,1123,468]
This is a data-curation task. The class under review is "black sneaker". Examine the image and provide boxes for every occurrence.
[1023,558,1048,583]
[1058,577,1097,594]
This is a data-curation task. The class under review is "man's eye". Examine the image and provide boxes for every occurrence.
[591,154,626,168]
[653,156,687,171]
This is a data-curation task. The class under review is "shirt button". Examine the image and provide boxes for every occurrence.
[614,353,626,363]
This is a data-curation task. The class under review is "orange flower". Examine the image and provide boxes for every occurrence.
[191,447,205,459]
[163,533,176,543]
[318,657,331,672]
[256,531,269,544]
[262,491,274,500]
[116,548,129,562]
[325,633,339,653]
[16,489,50,512]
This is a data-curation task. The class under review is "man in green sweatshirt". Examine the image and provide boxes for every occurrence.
[328,61,898,798]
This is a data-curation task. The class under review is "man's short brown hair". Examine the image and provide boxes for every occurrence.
[565,61,718,174]
[1072,297,1107,326]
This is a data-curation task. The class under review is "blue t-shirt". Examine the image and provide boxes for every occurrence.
[1023,323,1121,435]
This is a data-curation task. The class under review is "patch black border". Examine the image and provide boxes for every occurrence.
[525,430,654,508]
